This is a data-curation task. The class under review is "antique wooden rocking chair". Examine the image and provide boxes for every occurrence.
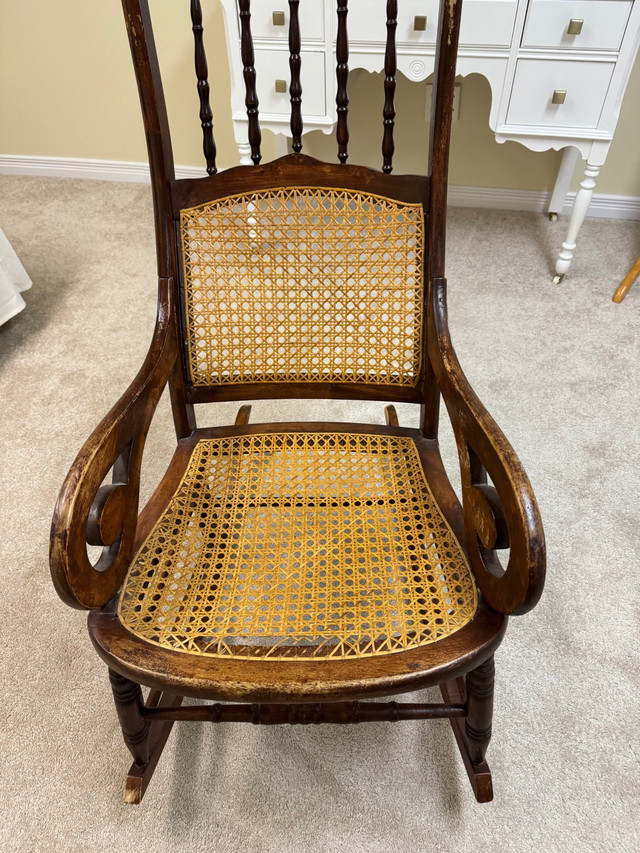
[50,0,546,804]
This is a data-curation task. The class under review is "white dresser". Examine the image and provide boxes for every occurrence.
[220,0,640,281]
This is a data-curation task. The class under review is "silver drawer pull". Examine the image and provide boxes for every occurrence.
[567,18,584,36]
[272,11,285,26]
[413,16,427,31]
[274,79,287,94]
[552,89,567,105]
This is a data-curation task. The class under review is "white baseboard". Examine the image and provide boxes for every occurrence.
[0,154,205,182]
[1,154,639,220]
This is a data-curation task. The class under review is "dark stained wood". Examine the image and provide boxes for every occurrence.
[89,597,506,704]
[440,677,494,802]
[187,381,423,405]
[109,668,150,767]
[465,654,495,765]
[382,0,398,174]
[288,0,303,152]
[142,701,466,724]
[170,153,429,213]
[120,0,194,438]
[234,404,252,425]
[428,277,546,615]
[51,0,546,806]
[49,277,179,610]
[427,0,464,281]
[122,686,184,804]
[238,0,262,164]
[383,404,399,426]
[335,0,350,163]
[190,0,217,175]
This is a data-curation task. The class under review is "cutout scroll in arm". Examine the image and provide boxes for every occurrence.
[49,278,178,610]
[428,277,546,616]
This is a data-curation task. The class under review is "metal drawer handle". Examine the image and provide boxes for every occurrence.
[274,79,287,94]
[413,16,427,31]
[272,11,285,26]
[552,90,567,105]
[567,18,584,36]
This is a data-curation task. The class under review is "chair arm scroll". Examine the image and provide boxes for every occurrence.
[50,278,179,610]
[428,278,546,615]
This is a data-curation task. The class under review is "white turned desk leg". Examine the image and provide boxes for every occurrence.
[548,147,579,221]
[553,160,600,284]
[238,140,252,165]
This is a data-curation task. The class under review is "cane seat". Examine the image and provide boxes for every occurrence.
[117,430,477,661]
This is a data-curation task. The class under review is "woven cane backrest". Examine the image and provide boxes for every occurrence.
[179,185,425,388]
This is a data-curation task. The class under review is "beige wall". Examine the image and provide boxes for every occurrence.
[1,0,639,196]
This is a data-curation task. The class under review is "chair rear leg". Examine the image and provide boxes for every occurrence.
[465,654,494,765]
[109,669,183,803]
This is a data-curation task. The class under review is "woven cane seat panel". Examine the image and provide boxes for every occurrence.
[118,432,477,661]
[179,187,425,387]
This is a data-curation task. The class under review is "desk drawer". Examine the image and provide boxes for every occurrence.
[522,0,633,51]
[506,59,615,128]
[335,0,518,48]
[239,0,325,42]
[255,49,326,117]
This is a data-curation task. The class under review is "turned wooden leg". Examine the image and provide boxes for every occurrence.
[440,673,493,803]
[465,654,495,765]
[553,160,600,284]
[109,669,150,767]
[108,669,183,803]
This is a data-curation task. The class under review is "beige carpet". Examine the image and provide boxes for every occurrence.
[0,174,638,853]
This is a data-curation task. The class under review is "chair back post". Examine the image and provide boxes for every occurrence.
[121,0,175,277]
[427,0,463,282]
[121,0,195,438]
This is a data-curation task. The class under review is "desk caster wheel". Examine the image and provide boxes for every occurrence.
[548,212,558,222]
[553,273,564,285]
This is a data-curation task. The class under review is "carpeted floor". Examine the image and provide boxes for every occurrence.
[0,174,638,853]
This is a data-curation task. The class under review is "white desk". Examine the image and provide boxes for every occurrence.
[220,0,640,281]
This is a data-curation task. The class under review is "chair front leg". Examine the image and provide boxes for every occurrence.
[108,669,150,767]
[465,654,495,765]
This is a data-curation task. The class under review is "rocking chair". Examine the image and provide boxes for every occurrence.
[50,0,546,804]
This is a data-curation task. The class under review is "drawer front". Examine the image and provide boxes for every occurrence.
[255,49,326,117]
[522,0,633,51]
[506,59,615,128]
[335,0,518,48]
[239,0,325,42]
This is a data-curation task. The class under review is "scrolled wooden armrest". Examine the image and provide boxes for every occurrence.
[49,278,179,610]
[428,278,546,615]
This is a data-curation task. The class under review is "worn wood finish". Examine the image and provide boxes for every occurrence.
[142,701,466,724]
[49,278,179,610]
[335,0,350,163]
[428,277,546,615]
[382,0,398,174]
[190,0,217,175]
[465,654,495,764]
[122,686,184,804]
[288,0,303,152]
[51,0,546,805]
[441,677,494,802]
[171,153,429,212]
[427,0,464,281]
[238,0,262,164]
[120,0,194,438]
